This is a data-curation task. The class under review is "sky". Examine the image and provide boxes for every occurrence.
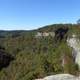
[0,0,80,30]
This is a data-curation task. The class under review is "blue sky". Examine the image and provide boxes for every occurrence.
[0,0,80,30]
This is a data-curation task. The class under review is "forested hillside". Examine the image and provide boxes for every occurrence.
[0,24,80,80]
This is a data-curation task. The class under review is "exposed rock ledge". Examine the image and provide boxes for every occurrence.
[67,34,80,68]
[35,74,80,80]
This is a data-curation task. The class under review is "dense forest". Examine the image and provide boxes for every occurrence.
[0,24,80,80]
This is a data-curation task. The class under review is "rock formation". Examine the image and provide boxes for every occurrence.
[35,74,80,80]
[67,34,80,68]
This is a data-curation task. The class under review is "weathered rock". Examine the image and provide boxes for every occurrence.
[35,74,80,80]
[67,34,80,68]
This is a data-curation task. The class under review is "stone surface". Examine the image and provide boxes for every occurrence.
[35,74,80,80]
[67,34,80,68]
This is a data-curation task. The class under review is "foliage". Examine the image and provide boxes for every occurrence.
[0,24,80,80]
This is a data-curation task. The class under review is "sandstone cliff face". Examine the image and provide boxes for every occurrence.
[67,34,80,69]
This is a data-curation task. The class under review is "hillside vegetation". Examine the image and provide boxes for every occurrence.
[0,24,80,80]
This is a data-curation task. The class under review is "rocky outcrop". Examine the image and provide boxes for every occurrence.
[35,74,80,80]
[35,32,55,38]
[67,34,80,68]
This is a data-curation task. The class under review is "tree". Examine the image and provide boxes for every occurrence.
[77,19,80,24]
